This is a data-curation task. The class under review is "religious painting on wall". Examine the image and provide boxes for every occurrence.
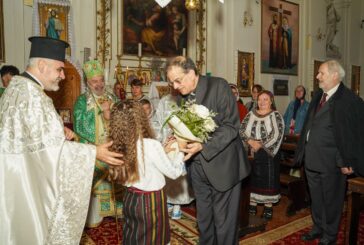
[351,65,360,96]
[236,51,254,97]
[261,0,299,75]
[125,68,139,87]
[38,3,69,45]
[0,0,5,63]
[125,68,152,87]
[123,0,188,57]
[151,69,166,82]
[139,69,152,85]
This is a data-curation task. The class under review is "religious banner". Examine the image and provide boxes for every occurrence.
[122,0,188,57]
[261,0,299,75]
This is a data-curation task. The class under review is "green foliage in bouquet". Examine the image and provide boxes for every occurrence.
[165,100,217,142]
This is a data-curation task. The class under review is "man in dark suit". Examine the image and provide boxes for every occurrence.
[295,59,364,245]
[166,56,251,245]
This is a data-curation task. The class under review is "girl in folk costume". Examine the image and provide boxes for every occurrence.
[109,100,186,245]
[73,60,122,227]
[239,90,284,220]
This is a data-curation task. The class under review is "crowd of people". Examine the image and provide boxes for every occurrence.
[1,36,364,245]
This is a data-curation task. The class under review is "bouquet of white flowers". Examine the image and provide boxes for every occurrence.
[165,100,218,144]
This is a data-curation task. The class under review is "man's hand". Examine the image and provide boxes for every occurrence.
[100,101,112,120]
[96,141,124,166]
[64,126,75,140]
[341,167,354,175]
[100,100,112,111]
[180,142,203,161]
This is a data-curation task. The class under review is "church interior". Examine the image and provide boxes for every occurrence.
[1,0,364,244]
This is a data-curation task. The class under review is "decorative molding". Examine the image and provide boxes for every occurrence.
[195,0,206,73]
[96,0,112,66]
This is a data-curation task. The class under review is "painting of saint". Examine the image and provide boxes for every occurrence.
[281,16,292,69]
[268,14,280,68]
[38,4,69,44]
[237,51,254,97]
[261,0,299,75]
[139,70,151,85]
[240,58,249,89]
[126,69,138,85]
[123,0,188,57]
[45,9,64,39]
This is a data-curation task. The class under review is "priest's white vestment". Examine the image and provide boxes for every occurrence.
[0,75,96,245]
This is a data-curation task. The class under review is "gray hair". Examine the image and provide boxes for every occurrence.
[27,57,54,69]
[325,59,345,81]
[165,56,199,75]
[27,57,40,68]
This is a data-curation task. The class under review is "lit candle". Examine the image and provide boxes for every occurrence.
[138,43,142,57]
[182,48,186,57]
[104,68,109,84]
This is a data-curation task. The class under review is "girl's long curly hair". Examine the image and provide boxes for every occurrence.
[109,100,155,185]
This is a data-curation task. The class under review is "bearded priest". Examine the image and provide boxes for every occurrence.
[73,60,122,228]
[0,36,123,245]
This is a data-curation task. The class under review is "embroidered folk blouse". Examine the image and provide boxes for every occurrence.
[125,138,185,191]
[239,110,284,157]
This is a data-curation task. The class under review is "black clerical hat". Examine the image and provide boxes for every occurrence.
[28,36,69,62]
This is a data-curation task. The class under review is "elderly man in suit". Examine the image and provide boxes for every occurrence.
[166,56,251,245]
[295,59,364,245]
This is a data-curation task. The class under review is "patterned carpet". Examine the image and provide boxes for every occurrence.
[80,209,364,245]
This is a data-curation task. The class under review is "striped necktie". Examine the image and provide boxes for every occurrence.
[316,93,327,112]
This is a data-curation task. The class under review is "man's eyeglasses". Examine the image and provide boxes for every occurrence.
[168,73,187,86]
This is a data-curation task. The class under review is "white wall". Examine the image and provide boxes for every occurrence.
[2,0,32,70]
[1,0,363,111]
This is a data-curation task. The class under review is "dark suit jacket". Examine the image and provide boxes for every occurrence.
[295,83,364,175]
[178,75,251,192]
